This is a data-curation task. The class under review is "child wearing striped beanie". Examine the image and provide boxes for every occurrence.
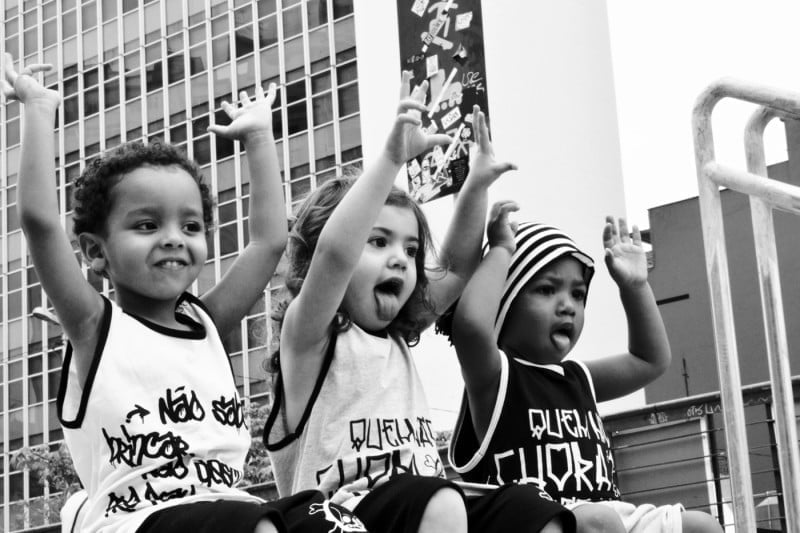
[441,202,723,533]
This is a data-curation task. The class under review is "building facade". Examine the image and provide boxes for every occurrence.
[0,0,361,530]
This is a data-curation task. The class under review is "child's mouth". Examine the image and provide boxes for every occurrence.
[551,324,573,351]
[374,278,404,320]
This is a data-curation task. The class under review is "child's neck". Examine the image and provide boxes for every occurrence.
[116,291,189,330]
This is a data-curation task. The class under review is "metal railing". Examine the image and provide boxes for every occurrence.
[604,378,800,532]
[692,79,800,531]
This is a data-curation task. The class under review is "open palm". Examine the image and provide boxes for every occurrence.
[603,216,647,288]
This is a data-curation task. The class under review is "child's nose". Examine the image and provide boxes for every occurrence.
[388,245,409,269]
[160,228,185,248]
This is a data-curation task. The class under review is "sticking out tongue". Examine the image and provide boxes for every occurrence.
[552,331,571,352]
[375,291,400,321]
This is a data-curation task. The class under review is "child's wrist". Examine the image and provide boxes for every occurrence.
[242,129,275,146]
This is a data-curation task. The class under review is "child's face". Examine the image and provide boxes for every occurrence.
[342,204,419,331]
[499,256,587,364]
[92,165,208,310]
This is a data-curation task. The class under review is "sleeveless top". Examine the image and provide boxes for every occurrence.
[264,324,444,508]
[449,353,620,504]
[58,294,261,533]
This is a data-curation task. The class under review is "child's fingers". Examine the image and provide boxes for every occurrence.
[631,225,642,246]
[602,218,615,247]
[490,161,517,175]
[410,79,429,104]
[264,82,277,105]
[618,218,630,242]
[22,64,53,76]
[220,100,235,119]
[254,83,265,100]
[399,70,413,99]
[475,109,492,152]
[425,133,453,148]
[396,98,428,115]
[238,90,252,107]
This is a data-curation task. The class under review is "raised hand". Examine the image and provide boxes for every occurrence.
[207,82,277,142]
[467,105,517,188]
[603,216,648,288]
[486,200,519,254]
[384,70,452,165]
[1,53,59,106]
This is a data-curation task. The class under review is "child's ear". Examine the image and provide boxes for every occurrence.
[78,233,107,275]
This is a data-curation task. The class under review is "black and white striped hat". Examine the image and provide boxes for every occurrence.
[494,223,594,338]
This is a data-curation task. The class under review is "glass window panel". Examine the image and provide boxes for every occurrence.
[168,54,185,84]
[282,5,302,38]
[105,78,120,108]
[289,132,309,169]
[83,28,99,66]
[82,1,98,30]
[23,27,37,57]
[312,71,331,94]
[6,15,19,35]
[307,0,328,28]
[144,2,160,35]
[102,0,117,21]
[285,79,306,104]
[235,4,252,26]
[85,87,100,115]
[145,42,161,64]
[220,223,239,256]
[9,381,23,410]
[170,123,187,144]
[314,125,335,163]
[339,114,361,151]
[191,74,208,107]
[189,45,207,75]
[212,36,230,67]
[105,105,121,138]
[334,17,355,55]
[337,62,358,85]
[85,67,100,87]
[10,359,22,380]
[188,2,205,26]
[213,65,232,98]
[169,82,187,115]
[166,1,182,28]
[211,14,228,37]
[123,0,137,13]
[257,0,276,18]
[236,24,255,58]
[103,21,118,58]
[7,118,20,146]
[189,25,206,47]
[287,102,307,135]
[125,50,141,72]
[48,372,60,400]
[308,26,329,67]
[63,10,78,38]
[167,34,183,55]
[64,76,79,96]
[236,56,255,90]
[29,376,43,404]
[146,61,163,92]
[194,136,211,165]
[6,34,20,59]
[123,12,139,52]
[126,99,142,131]
[43,19,57,48]
[257,15,277,48]
[126,72,141,99]
[283,36,304,76]
[64,95,80,124]
[259,45,279,81]
[211,0,227,17]
[338,84,359,116]
[147,90,163,126]
[333,0,354,19]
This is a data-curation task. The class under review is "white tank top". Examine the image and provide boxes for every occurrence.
[58,294,262,533]
[265,324,444,509]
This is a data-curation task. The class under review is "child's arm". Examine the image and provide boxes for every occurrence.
[452,201,518,441]
[280,72,451,426]
[202,83,286,336]
[417,106,516,326]
[585,217,671,402]
[3,55,106,376]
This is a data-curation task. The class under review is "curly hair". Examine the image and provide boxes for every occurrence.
[269,175,438,372]
[72,140,214,236]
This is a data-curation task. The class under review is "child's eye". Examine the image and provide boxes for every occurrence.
[572,289,587,302]
[406,246,419,258]
[534,285,555,296]
[184,221,203,233]
[134,221,157,231]
[370,236,388,247]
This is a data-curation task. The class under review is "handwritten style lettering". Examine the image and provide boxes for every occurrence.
[528,409,608,444]
[194,458,242,487]
[158,386,206,424]
[349,417,436,452]
[211,395,248,428]
[103,425,191,468]
[105,486,141,515]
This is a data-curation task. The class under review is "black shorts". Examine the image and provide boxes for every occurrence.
[353,474,575,533]
[136,490,369,533]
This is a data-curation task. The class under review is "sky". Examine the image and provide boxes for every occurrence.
[606,0,800,226]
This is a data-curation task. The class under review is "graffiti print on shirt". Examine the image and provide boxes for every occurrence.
[494,408,620,503]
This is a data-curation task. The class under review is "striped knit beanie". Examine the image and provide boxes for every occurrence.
[494,222,595,338]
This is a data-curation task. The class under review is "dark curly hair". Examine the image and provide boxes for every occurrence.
[269,175,439,372]
[72,140,214,236]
